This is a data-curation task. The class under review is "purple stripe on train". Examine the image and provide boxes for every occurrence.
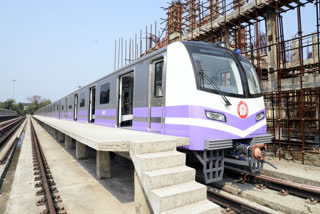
[130,105,266,150]
[95,119,115,127]
[151,107,162,117]
[164,124,267,150]
[133,108,148,117]
[166,105,265,131]
[77,110,87,116]
[132,105,265,131]
[132,121,148,131]
[95,109,116,117]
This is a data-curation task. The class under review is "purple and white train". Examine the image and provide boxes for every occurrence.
[35,41,273,183]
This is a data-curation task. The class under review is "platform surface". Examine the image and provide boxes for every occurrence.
[263,157,320,186]
[34,115,189,152]
[6,117,134,214]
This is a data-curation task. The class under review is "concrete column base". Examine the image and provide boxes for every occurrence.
[58,132,65,143]
[134,171,152,214]
[96,151,111,179]
[65,136,73,149]
[54,130,58,139]
[76,141,87,160]
[48,127,53,135]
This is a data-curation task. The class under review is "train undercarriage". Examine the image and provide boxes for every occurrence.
[184,134,274,184]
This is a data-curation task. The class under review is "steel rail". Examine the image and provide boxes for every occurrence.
[207,187,272,214]
[0,118,27,164]
[225,166,320,201]
[30,120,57,214]
[0,137,19,164]
[0,118,26,189]
[0,117,21,128]
[0,117,25,149]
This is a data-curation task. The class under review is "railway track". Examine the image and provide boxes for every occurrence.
[30,119,67,214]
[0,117,25,146]
[207,187,272,214]
[0,117,26,164]
[225,166,320,204]
[0,116,26,188]
[200,161,320,214]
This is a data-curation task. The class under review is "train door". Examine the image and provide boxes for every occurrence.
[74,94,78,121]
[148,59,165,132]
[118,71,134,127]
[88,87,96,123]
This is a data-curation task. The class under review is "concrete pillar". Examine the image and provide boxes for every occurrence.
[54,130,59,139]
[49,128,54,136]
[292,39,299,66]
[65,135,73,149]
[265,8,278,91]
[312,35,319,63]
[134,171,152,214]
[222,28,230,48]
[76,141,87,160]
[96,151,111,179]
[58,132,65,143]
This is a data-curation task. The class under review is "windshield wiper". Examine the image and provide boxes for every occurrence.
[195,61,232,106]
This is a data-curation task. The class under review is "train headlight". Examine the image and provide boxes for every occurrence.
[256,112,265,121]
[205,111,226,122]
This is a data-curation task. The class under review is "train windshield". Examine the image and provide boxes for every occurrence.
[191,49,244,96]
[239,58,261,95]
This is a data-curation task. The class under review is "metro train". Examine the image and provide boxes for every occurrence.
[35,41,273,183]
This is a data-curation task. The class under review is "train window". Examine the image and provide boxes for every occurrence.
[100,83,110,104]
[154,61,164,97]
[80,93,85,107]
[61,105,64,111]
[68,98,72,109]
[192,51,243,95]
[240,58,261,95]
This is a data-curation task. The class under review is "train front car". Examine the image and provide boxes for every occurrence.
[165,41,273,184]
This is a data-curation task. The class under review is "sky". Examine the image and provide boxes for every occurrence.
[0,0,168,103]
[0,1,317,103]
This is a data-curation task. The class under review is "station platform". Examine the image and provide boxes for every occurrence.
[263,157,320,187]
[33,116,221,214]
[33,115,188,152]
[5,117,133,214]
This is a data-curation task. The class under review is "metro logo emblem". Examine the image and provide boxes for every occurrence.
[237,101,248,119]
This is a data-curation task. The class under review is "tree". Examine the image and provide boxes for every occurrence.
[0,99,25,115]
[0,99,16,111]
[0,96,51,115]
[25,96,51,115]
[27,95,43,105]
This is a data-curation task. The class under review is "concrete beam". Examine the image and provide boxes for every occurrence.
[76,141,87,160]
[96,151,111,179]
[65,135,73,149]
[134,171,152,214]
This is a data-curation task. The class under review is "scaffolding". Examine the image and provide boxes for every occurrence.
[114,0,320,165]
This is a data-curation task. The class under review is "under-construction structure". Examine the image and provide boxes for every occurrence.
[114,0,320,165]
